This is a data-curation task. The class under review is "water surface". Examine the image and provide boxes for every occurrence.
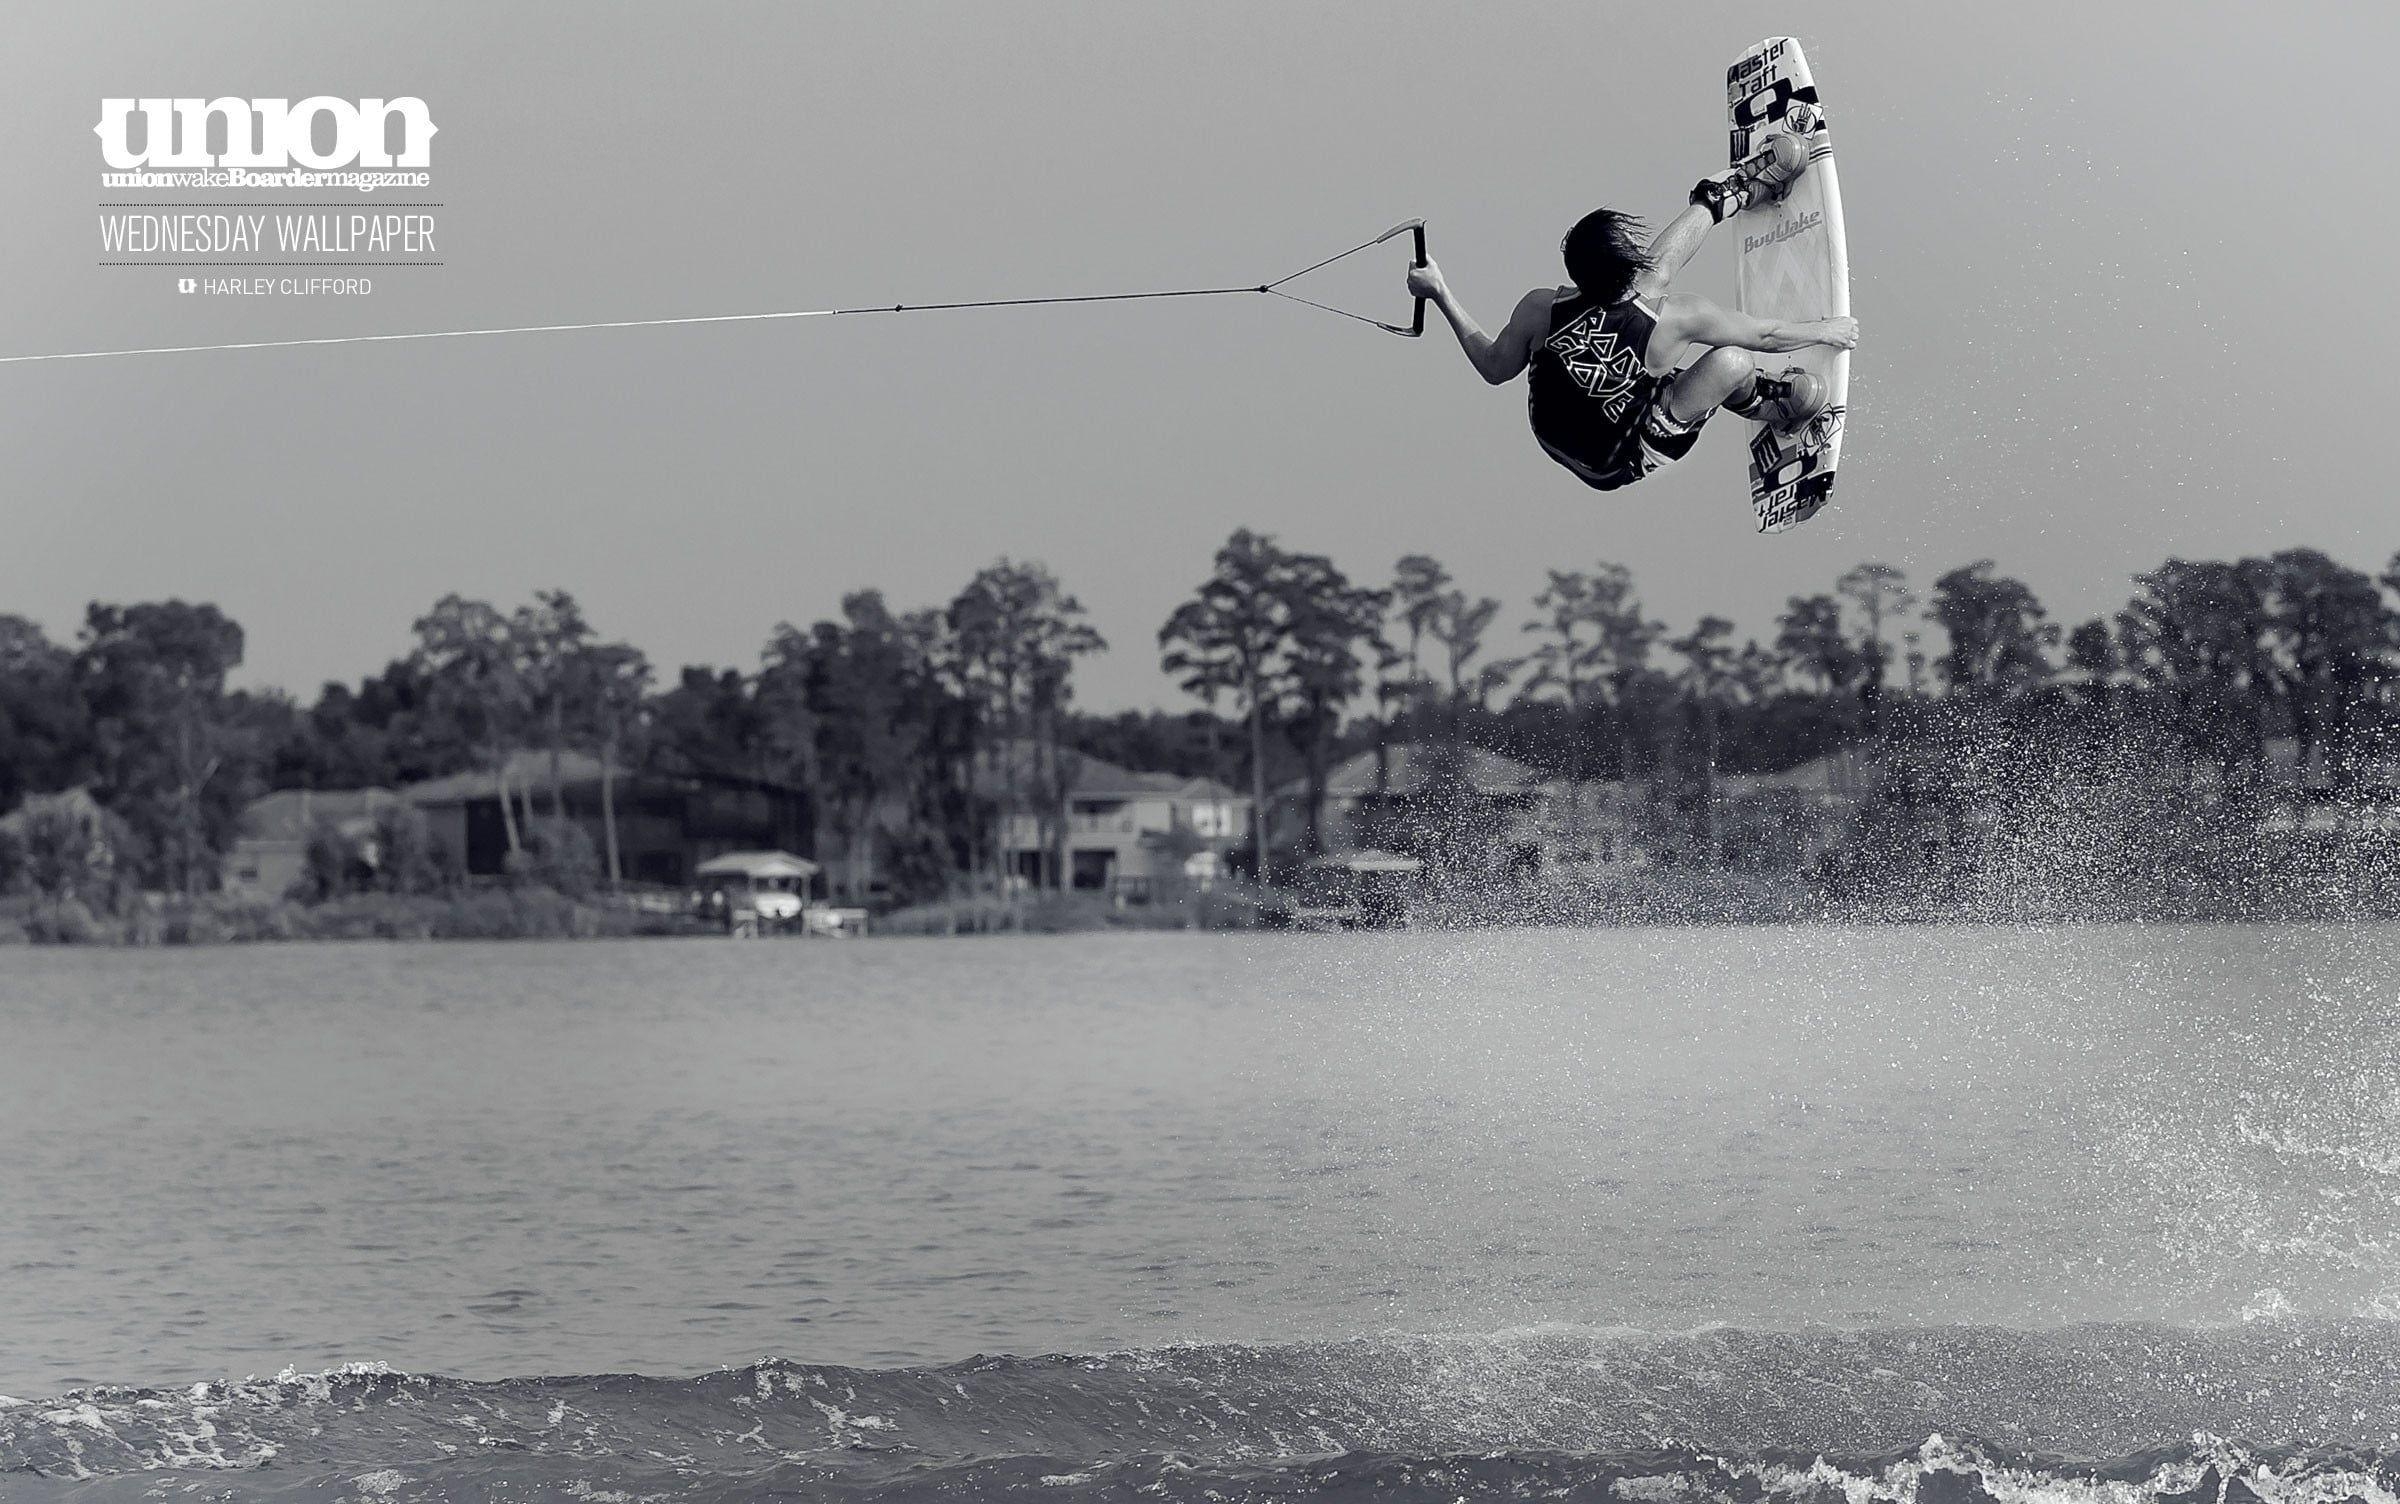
[6,923,2399,1498]
[7,923,2395,1393]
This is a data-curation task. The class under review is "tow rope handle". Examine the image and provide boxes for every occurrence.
[1373,218,1430,338]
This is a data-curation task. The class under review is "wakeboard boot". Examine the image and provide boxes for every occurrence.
[1731,366,1829,433]
[1689,133,1809,223]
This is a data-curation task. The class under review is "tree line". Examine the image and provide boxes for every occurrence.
[4,538,2397,905]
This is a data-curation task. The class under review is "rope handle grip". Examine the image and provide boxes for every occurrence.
[1371,218,1428,337]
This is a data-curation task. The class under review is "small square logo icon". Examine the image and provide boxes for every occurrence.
[178,277,196,294]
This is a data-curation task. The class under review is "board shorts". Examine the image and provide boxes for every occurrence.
[1536,382,1709,493]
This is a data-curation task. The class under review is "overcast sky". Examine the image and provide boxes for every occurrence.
[2,2,2392,709]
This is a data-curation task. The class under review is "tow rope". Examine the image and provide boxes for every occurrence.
[0,221,1427,367]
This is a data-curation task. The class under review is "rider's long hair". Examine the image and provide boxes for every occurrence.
[1561,209,1651,304]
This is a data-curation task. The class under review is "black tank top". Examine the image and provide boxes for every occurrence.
[1527,290,1666,468]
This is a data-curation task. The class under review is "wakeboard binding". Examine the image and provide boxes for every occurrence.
[1691,132,1808,223]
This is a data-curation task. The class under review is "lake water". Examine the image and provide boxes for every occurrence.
[7,923,2400,1499]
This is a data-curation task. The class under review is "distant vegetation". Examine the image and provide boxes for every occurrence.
[4,537,2398,938]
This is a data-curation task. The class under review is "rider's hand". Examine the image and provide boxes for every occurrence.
[1405,261,1446,301]
[1818,316,1859,350]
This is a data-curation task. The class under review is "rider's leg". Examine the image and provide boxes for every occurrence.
[1641,135,1810,299]
[1633,204,1717,300]
[1699,347,1824,429]
[1662,346,1757,426]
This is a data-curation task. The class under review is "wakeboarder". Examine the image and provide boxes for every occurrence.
[1407,137,1857,493]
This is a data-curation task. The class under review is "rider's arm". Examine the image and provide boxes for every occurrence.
[1659,293,1857,353]
[1413,261,1551,384]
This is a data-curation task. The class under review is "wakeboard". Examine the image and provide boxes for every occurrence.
[1727,36,1850,533]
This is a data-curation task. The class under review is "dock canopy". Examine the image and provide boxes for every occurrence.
[694,850,821,881]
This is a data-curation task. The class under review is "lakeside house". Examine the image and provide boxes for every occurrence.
[223,787,399,899]
[1270,741,1888,879]
[403,751,809,884]
[222,751,810,897]
[1270,742,1547,874]
[991,746,1247,898]
[211,730,2400,907]
[1713,746,1881,869]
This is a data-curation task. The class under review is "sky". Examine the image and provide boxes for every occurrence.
[1,1,2393,709]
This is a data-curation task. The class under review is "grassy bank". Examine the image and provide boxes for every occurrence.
[875,889,1281,936]
[878,863,2400,936]
[0,888,713,945]
[6,865,2385,947]
[872,873,1824,936]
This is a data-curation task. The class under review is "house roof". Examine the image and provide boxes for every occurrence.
[1070,761,1185,798]
[401,750,620,807]
[974,740,1241,804]
[1173,775,1244,802]
[237,787,396,844]
[1716,746,1880,800]
[1297,742,1543,801]
[1078,765,1242,802]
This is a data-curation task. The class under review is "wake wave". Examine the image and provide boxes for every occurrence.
[9,1322,2400,1501]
